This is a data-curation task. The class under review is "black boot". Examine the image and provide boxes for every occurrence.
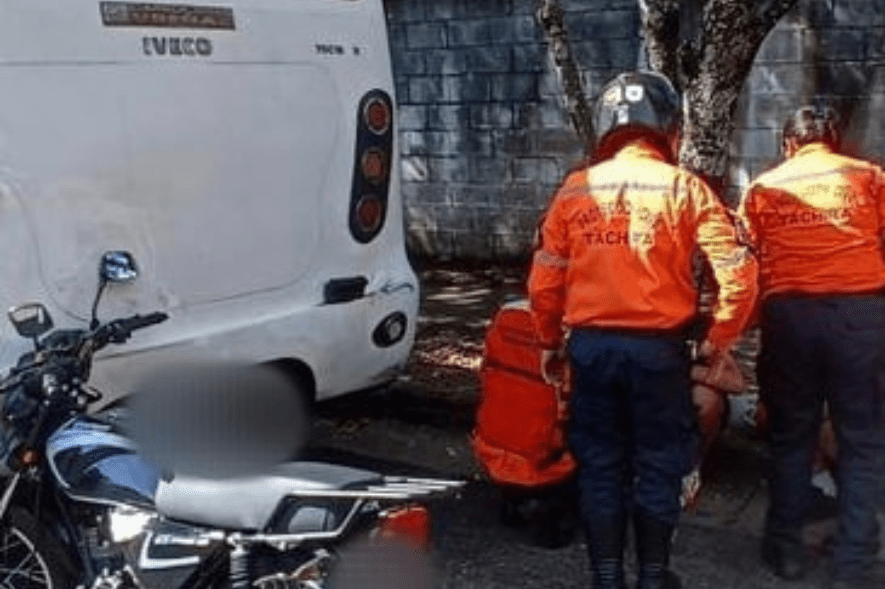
[585,515,627,589]
[633,510,681,589]
[761,531,807,580]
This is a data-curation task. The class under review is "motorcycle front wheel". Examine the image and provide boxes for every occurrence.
[0,507,72,588]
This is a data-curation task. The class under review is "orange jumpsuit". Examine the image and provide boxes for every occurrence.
[528,140,758,352]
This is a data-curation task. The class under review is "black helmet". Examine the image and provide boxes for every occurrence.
[593,71,681,158]
[782,104,840,150]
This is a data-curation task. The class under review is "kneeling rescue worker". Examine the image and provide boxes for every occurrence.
[528,71,758,589]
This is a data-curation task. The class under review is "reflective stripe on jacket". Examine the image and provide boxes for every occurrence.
[527,140,758,352]
[738,143,885,299]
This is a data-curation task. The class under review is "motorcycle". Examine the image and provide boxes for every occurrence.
[0,251,462,588]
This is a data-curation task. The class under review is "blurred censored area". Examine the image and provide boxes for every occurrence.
[128,361,309,478]
[328,537,435,589]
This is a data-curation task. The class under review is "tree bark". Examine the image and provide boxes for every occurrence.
[641,0,800,195]
[535,0,594,150]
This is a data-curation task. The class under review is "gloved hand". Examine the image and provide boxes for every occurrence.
[690,340,746,395]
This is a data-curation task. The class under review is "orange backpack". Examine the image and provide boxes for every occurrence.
[471,300,576,488]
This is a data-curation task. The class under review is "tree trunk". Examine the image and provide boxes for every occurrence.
[535,0,594,150]
[641,0,800,195]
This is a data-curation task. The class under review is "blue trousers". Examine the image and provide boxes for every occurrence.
[758,294,885,580]
[567,329,697,527]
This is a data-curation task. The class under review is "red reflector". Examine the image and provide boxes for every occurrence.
[361,148,388,184]
[17,446,40,467]
[355,195,383,233]
[364,98,390,135]
[377,505,431,548]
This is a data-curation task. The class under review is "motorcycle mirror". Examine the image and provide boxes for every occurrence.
[92,251,139,329]
[99,251,139,284]
[8,303,53,339]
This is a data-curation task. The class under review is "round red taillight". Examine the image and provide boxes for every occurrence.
[361,148,388,185]
[355,194,383,233]
[364,97,391,135]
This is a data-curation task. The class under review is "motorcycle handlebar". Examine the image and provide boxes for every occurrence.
[117,312,169,333]
[101,312,169,345]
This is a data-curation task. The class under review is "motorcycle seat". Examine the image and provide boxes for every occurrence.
[154,461,383,531]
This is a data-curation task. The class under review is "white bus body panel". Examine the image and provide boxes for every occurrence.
[0,0,417,401]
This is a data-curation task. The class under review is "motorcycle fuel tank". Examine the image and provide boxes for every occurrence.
[46,413,163,508]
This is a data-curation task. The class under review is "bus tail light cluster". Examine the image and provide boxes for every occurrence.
[349,90,393,243]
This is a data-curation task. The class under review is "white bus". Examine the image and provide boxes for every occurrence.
[0,0,418,403]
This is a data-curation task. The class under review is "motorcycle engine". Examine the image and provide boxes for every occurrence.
[89,507,340,589]
[251,547,333,589]
[87,507,218,589]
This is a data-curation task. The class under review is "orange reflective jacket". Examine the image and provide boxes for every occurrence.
[528,141,758,352]
[738,142,885,299]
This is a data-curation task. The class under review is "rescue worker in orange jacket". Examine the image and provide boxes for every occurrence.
[528,71,758,589]
[738,105,885,589]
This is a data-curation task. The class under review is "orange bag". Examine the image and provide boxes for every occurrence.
[471,300,577,488]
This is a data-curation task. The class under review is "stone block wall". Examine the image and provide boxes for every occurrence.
[385,0,885,262]
[732,0,885,201]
